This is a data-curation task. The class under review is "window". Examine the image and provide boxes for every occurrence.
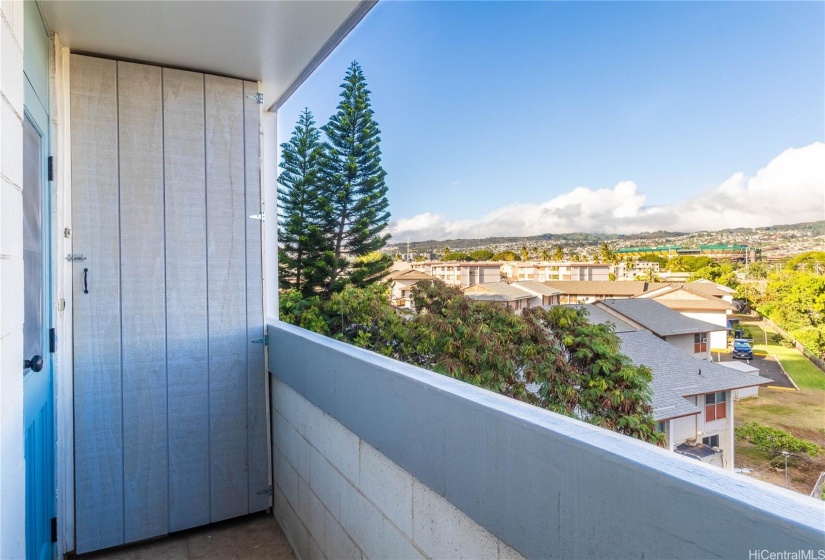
[702,434,720,448]
[705,392,726,421]
[694,333,707,353]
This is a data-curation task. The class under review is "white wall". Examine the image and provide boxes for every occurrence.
[682,311,728,349]
[669,412,699,450]
[271,377,523,560]
[665,333,711,360]
[697,392,733,471]
[0,1,27,557]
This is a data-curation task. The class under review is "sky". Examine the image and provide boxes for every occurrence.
[278,1,825,241]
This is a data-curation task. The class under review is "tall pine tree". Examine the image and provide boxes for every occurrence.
[319,61,392,295]
[278,108,326,295]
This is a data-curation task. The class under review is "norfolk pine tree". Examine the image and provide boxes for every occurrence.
[319,62,392,295]
[278,109,326,295]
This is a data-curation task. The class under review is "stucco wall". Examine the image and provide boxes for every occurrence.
[270,377,523,560]
[0,1,27,557]
[682,311,728,349]
[269,321,824,559]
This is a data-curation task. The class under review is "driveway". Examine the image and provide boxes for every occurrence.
[716,353,795,389]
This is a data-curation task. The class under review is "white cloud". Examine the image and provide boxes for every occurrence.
[389,142,825,241]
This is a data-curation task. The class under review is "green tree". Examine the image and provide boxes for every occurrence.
[735,422,822,465]
[666,256,716,273]
[470,249,495,261]
[552,245,565,260]
[318,61,392,296]
[277,108,325,295]
[598,242,616,264]
[540,248,550,261]
[492,250,520,261]
[520,246,530,261]
[443,252,472,261]
[279,281,664,444]
[640,254,668,267]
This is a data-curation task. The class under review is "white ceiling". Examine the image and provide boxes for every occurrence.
[39,0,371,110]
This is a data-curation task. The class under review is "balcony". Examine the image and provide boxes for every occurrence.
[266,321,824,559]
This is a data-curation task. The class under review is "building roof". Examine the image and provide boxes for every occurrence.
[719,361,760,375]
[652,298,735,312]
[644,283,729,299]
[544,280,668,297]
[596,299,727,337]
[692,279,737,294]
[616,331,772,421]
[463,282,533,302]
[386,269,436,282]
[511,281,563,297]
[573,304,638,334]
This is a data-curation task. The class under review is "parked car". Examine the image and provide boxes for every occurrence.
[732,338,753,360]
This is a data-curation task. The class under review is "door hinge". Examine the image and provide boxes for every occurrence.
[257,485,273,497]
[249,213,264,221]
[48,156,54,181]
[246,93,263,104]
[66,254,86,261]
[251,335,268,345]
[49,328,57,353]
[50,517,57,543]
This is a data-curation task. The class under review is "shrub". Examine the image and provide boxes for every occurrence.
[735,422,822,464]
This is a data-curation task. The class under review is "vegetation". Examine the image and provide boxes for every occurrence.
[277,109,325,295]
[281,280,665,444]
[743,319,825,391]
[750,252,825,359]
[318,61,392,294]
[492,250,520,261]
[278,61,391,299]
[735,422,822,465]
[469,249,495,261]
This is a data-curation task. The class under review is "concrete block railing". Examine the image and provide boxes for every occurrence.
[268,321,825,560]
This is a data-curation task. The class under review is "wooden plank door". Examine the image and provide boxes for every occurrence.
[71,55,268,555]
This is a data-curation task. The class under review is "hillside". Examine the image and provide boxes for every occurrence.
[386,220,825,259]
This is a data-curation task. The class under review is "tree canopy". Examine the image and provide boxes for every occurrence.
[277,108,326,295]
[318,61,392,295]
[280,281,664,444]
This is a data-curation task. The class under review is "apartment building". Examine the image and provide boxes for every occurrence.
[502,261,610,282]
[410,261,503,288]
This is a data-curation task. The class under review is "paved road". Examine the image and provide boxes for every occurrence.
[715,353,795,389]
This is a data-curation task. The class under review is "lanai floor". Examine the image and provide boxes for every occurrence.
[77,513,295,560]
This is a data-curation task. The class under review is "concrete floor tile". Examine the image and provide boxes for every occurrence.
[78,513,295,560]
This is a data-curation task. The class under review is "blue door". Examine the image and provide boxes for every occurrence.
[22,110,54,560]
[23,2,54,556]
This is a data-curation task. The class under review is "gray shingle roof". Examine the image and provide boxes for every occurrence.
[573,304,638,333]
[616,331,772,421]
[597,299,727,337]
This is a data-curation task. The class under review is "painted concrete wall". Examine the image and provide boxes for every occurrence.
[271,377,523,560]
[665,332,712,360]
[670,409,698,447]
[269,321,825,559]
[682,311,728,349]
[0,1,26,557]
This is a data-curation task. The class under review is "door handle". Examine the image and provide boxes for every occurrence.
[83,267,89,294]
[24,355,43,373]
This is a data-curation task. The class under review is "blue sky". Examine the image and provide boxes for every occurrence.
[279,1,825,240]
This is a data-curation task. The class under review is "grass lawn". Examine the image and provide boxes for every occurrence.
[737,317,825,391]
[733,316,825,496]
